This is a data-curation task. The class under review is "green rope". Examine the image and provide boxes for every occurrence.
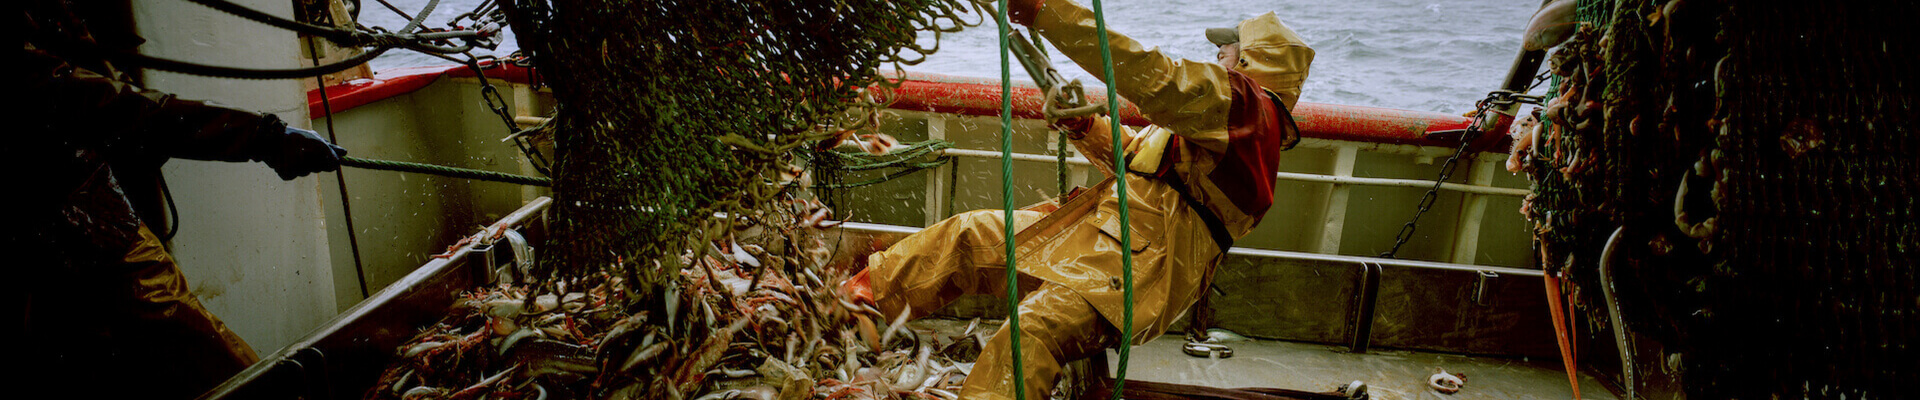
[810,159,950,189]
[993,3,1028,400]
[835,157,951,172]
[826,140,954,170]
[811,139,955,190]
[1058,130,1071,196]
[340,156,552,186]
[995,2,1132,398]
[343,139,949,190]
[1087,0,1137,397]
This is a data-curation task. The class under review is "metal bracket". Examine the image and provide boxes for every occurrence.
[1472,270,1499,307]
[1008,29,1097,121]
[473,243,499,285]
[1337,380,1370,400]
[1347,262,1383,353]
[276,347,333,400]
[476,229,534,285]
[1183,341,1235,358]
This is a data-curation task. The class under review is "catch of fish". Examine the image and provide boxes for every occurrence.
[363,199,996,400]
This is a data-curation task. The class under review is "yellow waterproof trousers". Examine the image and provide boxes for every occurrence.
[25,225,259,400]
[867,210,1120,400]
[117,225,261,393]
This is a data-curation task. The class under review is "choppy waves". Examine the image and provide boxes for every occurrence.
[365,0,1537,114]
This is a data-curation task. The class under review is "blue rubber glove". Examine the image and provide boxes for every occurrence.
[264,126,348,180]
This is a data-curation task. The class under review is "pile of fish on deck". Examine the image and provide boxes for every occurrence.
[364,199,988,400]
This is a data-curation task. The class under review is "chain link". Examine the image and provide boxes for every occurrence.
[1485,89,1547,108]
[466,58,553,175]
[1378,95,1502,258]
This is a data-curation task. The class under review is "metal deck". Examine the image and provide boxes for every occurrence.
[1110,337,1618,400]
[910,318,1617,400]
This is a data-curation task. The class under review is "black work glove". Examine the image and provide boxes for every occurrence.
[262,126,348,180]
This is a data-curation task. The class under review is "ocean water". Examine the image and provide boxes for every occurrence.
[363,0,1540,114]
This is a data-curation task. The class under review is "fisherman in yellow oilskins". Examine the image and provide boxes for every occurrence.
[17,1,347,399]
[842,0,1314,399]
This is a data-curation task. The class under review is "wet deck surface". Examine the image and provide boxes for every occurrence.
[910,318,1617,400]
[1107,337,1620,400]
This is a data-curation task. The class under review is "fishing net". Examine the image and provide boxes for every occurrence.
[513,0,984,295]
[1526,0,1919,397]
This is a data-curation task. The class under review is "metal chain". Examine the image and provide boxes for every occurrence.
[1486,89,1547,108]
[1378,93,1520,258]
[467,57,553,175]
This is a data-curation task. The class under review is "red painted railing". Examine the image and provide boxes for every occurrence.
[310,64,1501,150]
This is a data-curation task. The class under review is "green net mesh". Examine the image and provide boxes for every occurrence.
[527,0,983,295]
[1528,0,1920,397]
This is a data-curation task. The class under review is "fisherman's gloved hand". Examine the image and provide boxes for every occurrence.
[1051,115,1094,139]
[260,125,348,180]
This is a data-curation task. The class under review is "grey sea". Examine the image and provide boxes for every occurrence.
[363,0,1540,114]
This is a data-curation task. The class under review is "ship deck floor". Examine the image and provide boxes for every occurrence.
[913,318,1620,400]
[1107,337,1620,400]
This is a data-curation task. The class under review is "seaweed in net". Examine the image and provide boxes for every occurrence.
[517,0,985,299]
[1524,0,1920,398]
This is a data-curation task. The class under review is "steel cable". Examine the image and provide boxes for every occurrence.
[115,46,393,80]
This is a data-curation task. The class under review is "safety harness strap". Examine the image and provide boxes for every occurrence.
[1155,171,1234,255]
[1149,89,1301,256]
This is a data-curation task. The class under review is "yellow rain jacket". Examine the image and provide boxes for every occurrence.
[17,2,287,398]
[865,1,1313,399]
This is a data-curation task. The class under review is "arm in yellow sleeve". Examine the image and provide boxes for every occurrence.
[1030,0,1232,153]
[1065,115,1132,179]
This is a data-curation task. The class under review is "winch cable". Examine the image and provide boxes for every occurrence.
[118,0,511,297]
[117,46,395,80]
[121,0,484,80]
[180,0,442,46]
[182,0,368,43]
[307,25,372,299]
[369,0,417,21]
[171,0,558,187]
[995,0,1135,398]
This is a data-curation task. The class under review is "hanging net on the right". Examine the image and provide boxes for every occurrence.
[1523,0,1920,398]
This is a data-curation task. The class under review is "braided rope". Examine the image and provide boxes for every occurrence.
[341,156,552,186]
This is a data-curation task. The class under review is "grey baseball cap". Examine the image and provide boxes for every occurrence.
[1205,26,1240,46]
